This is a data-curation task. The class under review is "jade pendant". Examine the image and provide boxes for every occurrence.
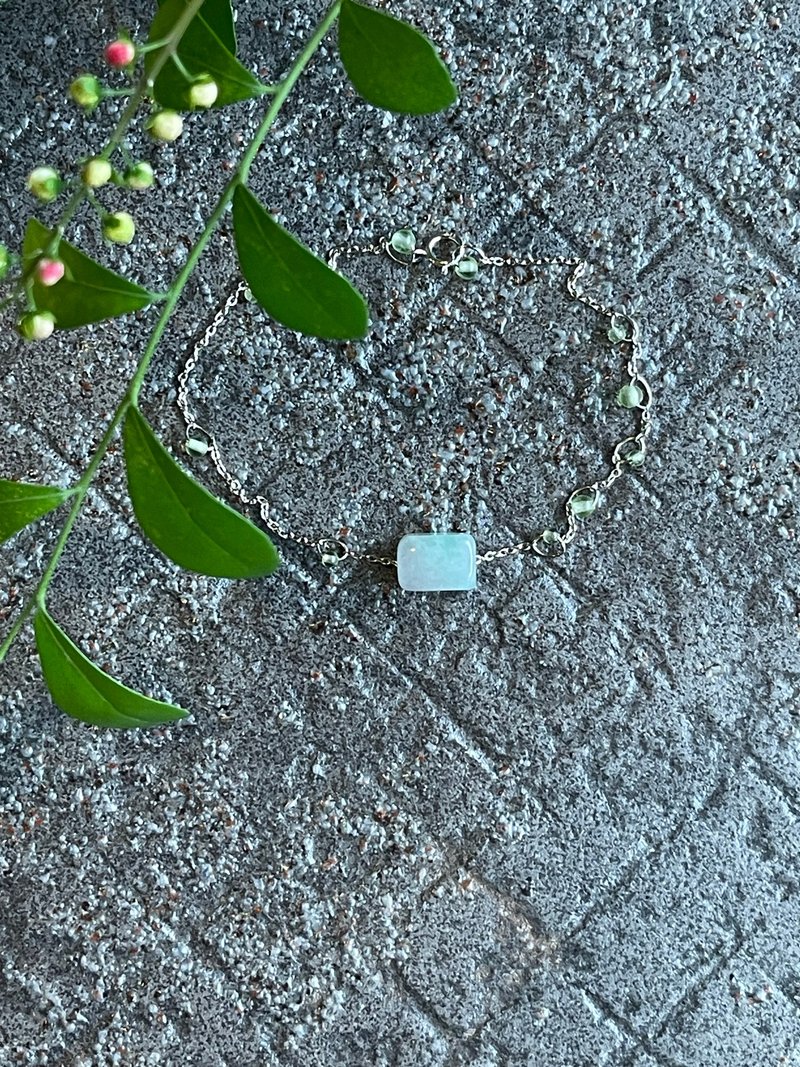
[396,533,477,591]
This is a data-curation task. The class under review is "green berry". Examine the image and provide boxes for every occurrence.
[188,75,218,109]
[82,157,113,188]
[102,211,136,245]
[146,110,184,142]
[124,161,154,190]
[70,74,102,109]
[26,166,61,202]
[18,310,56,341]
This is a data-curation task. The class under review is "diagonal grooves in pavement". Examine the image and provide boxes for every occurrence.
[647,905,791,1046]
[387,960,479,1042]
[580,984,708,1067]
[317,613,755,1002]
[562,768,733,941]
[743,749,800,818]
[669,159,800,281]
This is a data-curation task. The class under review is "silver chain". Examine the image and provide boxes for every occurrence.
[176,229,653,572]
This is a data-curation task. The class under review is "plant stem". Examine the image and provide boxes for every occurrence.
[170,52,195,83]
[0,591,39,661]
[84,188,109,221]
[128,0,343,408]
[33,409,129,612]
[136,37,172,54]
[0,0,343,664]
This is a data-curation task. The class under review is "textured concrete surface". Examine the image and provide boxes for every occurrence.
[1,0,799,1064]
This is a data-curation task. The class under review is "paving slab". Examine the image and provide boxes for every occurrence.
[1,0,799,1064]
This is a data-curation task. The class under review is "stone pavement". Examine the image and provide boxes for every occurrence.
[1,0,799,1063]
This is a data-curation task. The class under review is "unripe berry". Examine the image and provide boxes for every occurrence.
[18,310,56,341]
[36,258,66,287]
[0,243,8,281]
[81,157,113,187]
[124,161,154,190]
[188,75,219,109]
[102,211,136,245]
[26,166,61,202]
[70,74,102,109]
[146,109,184,142]
[104,38,136,68]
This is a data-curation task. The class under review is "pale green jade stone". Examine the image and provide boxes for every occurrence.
[570,490,599,518]
[455,256,479,279]
[608,321,629,343]
[397,533,477,591]
[390,228,416,255]
[617,382,644,408]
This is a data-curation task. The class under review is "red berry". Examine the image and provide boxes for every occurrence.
[36,258,66,286]
[104,39,136,68]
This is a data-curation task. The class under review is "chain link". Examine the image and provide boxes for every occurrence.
[175,231,653,573]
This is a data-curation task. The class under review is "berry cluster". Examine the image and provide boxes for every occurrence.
[0,33,219,342]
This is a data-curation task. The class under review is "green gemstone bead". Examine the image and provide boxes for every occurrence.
[626,448,646,467]
[570,490,599,518]
[243,287,255,303]
[617,383,644,408]
[534,529,564,556]
[608,321,629,343]
[455,256,479,280]
[390,228,416,255]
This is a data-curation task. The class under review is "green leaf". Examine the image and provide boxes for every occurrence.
[338,0,458,115]
[232,184,368,340]
[123,405,279,579]
[157,0,235,54]
[23,218,158,329]
[34,609,187,729]
[0,477,73,543]
[146,0,266,109]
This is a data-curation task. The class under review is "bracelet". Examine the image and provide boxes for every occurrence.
[176,228,654,592]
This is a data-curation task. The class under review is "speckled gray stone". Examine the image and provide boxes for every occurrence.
[1,0,799,1065]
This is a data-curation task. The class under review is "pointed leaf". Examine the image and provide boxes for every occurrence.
[146,0,266,109]
[232,184,368,340]
[34,609,187,728]
[23,218,158,329]
[338,0,458,115]
[124,406,279,579]
[0,477,73,543]
[157,0,235,54]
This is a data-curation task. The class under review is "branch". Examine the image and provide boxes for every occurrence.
[0,0,343,664]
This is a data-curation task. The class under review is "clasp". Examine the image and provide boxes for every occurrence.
[426,233,466,268]
[317,538,350,566]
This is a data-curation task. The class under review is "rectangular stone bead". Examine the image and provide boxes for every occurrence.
[396,533,477,592]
